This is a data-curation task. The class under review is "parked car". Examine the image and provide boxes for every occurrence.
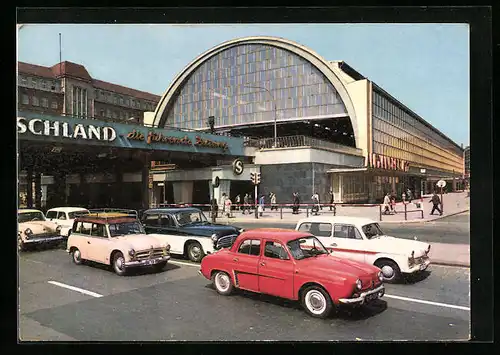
[199,228,385,319]
[46,207,89,237]
[295,216,431,283]
[66,210,171,276]
[141,207,243,262]
[18,209,64,251]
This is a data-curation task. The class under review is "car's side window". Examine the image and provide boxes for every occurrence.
[159,214,174,227]
[264,241,289,260]
[58,212,67,220]
[74,222,92,235]
[143,214,159,226]
[237,239,261,256]
[90,223,106,238]
[334,224,361,240]
[300,222,332,237]
[46,211,57,219]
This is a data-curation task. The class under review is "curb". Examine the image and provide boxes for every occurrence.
[431,260,470,268]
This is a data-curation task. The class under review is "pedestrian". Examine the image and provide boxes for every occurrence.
[390,192,397,214]
[224,197,232,217]
[311,192,320,215]
[235,194,241,211]
[270,192,277,211]
[429,191,443,216]
[292,192,300,214]
[259,194,265,216]
[407,188,413,203]
[221,193,227,215]
[383,193,391,214]
[402,190,406,204]
[329,189,334,211]
[243,193,249,214]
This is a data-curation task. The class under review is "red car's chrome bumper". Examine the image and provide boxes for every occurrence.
[338,285,385,304]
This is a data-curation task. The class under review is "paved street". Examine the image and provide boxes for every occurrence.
[232,211,470,245]
[19,248,470,341]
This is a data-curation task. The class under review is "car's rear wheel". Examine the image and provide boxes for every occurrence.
[375,259,401,283]
[113,252,127,276]
[187,242,205,263]
[301,286,333,319]
[72,248,83,265]
[212,271,233,295]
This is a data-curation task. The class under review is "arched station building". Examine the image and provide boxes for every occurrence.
[149,36,465,205]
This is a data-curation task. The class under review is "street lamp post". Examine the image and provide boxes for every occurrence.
[243,85,277,148]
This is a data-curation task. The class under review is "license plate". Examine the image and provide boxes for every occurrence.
[420,263,428,271]
[366,293,378,302]
[145,259,157,265]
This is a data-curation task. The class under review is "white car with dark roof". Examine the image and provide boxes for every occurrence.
[295,216,431,283]
[46,207,90,237]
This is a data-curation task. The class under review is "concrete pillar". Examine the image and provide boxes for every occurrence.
[26,167,33,208]
[141,163,150,210]
[172,181,194,204]
[34,173,42,210]
[338,175,343,203]
[452,178,457,192]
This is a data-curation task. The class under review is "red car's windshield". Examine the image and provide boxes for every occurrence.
[286,236,329,260]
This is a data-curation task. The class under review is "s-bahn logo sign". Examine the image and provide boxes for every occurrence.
[232,158,244,175]
[126,129,229,151]
[17,117,117,142]
[368,153,410,172]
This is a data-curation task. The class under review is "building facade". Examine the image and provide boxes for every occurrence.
[17,61,160,125]
[148,36,465,205]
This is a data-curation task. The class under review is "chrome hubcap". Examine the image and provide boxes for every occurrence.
[381,265,395,279]
[305,290,326,315]
[215,273,230,291]
[73,250,81,261]
[115,257,124,271]
[190,246,201,258]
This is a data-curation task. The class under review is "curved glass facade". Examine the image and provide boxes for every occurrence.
[165,44,348,130]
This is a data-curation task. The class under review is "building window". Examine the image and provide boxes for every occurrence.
[119,96,124,105]
[125,98,130,106]
[112,111,117,119]
[20,77,27,86]
[31,78,37,87]
[113,96,118,104]
[41,80,47,89]
[32,96,39,106]
[51,101,58,109]
[21,94,29,105]
[106,109,111,117]
[41,98,49,108]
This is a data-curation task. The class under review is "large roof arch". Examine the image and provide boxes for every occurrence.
[152,36,360,148]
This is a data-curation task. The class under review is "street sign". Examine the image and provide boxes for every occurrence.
[212,176,220,188]
[436,180,447,188]
[232,158,244,175]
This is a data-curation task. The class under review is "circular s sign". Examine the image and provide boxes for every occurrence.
[232,158,244,176]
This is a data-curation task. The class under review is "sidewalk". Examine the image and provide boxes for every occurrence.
[222,192,470,225]
[427,242,470,268]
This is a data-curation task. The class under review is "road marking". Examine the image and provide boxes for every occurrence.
[48,281,103,298]
[384,294,470,311]
[169,260,199,268]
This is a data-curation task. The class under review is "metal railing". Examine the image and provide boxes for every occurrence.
[244,135,363,155]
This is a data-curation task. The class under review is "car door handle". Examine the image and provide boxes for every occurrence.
[87,241,91,244]
[330,243,337,247]
[233,257,239,262]
[259,262,266,266]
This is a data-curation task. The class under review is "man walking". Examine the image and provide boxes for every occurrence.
[243,193,250,214]
[270,192,277,211]
[235,194,241,211]
[328,189,334,211]
[292,192,300,214]
[429,192,443,216]
[311,192,320,215]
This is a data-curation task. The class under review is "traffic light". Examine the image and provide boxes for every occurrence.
[250,172,261,185]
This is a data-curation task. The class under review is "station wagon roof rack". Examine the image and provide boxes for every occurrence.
[86,208,138,219]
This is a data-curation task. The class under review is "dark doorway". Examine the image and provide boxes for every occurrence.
[193,180,210,208]
[230,180,255,203]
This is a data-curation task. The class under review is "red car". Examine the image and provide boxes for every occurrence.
[199,228,385,318]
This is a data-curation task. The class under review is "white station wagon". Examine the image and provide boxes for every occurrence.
[46,207,90,237]
[295,216,431,283]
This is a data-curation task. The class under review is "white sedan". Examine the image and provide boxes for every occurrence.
[295,216,431,283]
[46,207,89,237]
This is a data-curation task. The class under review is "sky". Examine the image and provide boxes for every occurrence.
[17,24,469,146]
